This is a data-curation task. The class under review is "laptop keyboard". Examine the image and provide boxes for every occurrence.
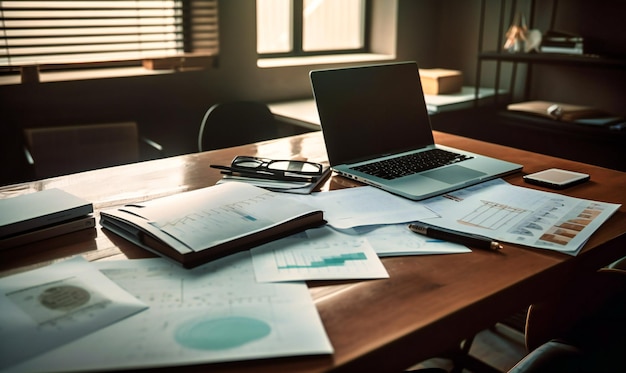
[351,148,473,180]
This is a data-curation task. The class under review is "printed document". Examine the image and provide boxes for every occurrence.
[419,179,621,255]
[286,186,438,229]
[0,257,147,370]
[8,253,332,372]
[251,226,390,282]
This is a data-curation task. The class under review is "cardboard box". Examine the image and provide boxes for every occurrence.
[419,68,463,95]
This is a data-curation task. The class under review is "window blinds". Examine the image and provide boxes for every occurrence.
[0,0,218,70]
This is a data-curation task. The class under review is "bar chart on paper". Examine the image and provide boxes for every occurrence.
[275,251,368,271]
[251,227,389,282]
[419,179,621,255]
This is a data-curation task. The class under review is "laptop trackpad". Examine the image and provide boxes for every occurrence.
[422,165,486,184]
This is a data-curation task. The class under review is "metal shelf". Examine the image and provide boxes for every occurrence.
[479,51,626,69]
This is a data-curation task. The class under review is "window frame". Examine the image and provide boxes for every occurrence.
[257,0,371,59]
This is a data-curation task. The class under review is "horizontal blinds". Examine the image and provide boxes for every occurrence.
[189,0,219,54]
[0,0,218,69]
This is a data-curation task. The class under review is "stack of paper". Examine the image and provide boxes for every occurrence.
[218,165,332,194]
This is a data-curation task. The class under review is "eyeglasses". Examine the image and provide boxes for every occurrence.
[210,156,324,181]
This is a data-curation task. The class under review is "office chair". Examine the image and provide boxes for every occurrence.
[508,256,626,373]
[409,257,626,373]
[197,101,280,152]
[23,121,162,179]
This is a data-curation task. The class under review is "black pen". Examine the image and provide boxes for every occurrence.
[407,223,502,251]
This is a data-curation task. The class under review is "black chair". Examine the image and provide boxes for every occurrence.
[508,256,626,373]
[508,339,587,373]
[23,122,163,179]
[408,257,626,373]
[197,101,280,152]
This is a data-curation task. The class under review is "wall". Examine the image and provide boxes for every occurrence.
[0,0,441,185]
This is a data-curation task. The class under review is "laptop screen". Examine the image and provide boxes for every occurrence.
[310,61,435,166]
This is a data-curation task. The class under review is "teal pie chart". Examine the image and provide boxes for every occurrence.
[175,316,271,350]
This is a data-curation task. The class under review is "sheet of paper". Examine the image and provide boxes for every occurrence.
[8,253,333,373]
[337,224,471,256]
[0,256,148,370]
[251,226,389,282]
[217,175,311,190]
[419,179,621,255]
[285,186,438,229]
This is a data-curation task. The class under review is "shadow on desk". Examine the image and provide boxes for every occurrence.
[0,228,97,274]
[100,228,160,261]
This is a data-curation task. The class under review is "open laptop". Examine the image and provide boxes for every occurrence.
[310,61,522,200]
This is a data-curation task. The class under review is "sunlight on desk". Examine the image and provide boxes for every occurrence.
[33,157,190,210]
[255,133,328,165]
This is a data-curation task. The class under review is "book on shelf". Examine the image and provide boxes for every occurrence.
[507,100,624,127]
[0,188,94,248]
[540,45,584,55]
[542,30,584,44]
[540,30,584,55]
[100,182,325,268]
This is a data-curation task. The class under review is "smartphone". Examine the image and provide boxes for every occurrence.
[523,168,590,189]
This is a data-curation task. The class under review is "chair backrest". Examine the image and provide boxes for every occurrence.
[198,101,280,152]
[24,121,140,179]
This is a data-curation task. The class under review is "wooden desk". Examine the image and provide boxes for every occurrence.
[2,131,625,372]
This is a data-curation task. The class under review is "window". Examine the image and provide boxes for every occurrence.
[257,0,367,57]
[0,0,218,72]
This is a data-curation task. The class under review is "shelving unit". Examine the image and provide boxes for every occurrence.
[463,0,626,172]
[474,0,626,104]
[478,52,626,103]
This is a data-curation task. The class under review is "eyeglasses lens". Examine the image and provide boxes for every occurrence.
[268,161,320,173]
[234,158,264,168]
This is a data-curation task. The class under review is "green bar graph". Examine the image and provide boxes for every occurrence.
[277,252,367,270]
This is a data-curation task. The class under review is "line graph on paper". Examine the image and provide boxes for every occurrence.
[458,200,527,231]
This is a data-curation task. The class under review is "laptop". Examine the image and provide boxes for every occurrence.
[310,61,522,200]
